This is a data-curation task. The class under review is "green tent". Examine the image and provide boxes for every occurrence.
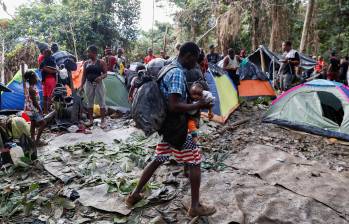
[263,80,349,140]
[87,74,130,111]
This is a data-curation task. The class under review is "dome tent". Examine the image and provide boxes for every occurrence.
[263,80,349,140]
[202,64,239,123]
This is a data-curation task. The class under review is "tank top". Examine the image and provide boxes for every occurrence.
[224,55,239,70]
[85,60,103,82]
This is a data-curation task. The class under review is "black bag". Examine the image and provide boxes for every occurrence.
[131,65,178,136]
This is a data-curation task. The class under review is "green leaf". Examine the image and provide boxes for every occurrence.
[113,215,128,223]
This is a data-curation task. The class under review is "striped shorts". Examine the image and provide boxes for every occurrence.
[155,135,202,165]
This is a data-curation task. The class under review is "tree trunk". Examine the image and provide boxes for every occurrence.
[300,0,315,53]
[269,0,290,52]
[251,0,260,51]
[269,0,279,51]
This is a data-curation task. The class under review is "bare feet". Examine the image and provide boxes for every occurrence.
[125,193,143,208]
[188,204,216,217]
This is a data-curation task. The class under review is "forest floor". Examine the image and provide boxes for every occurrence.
[1,101,349,224]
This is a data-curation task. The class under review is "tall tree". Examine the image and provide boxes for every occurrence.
[299,0,315,53]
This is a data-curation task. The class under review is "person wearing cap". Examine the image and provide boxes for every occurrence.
[144,48,157,64]
[103,47,117,72]
[206,44,220,64]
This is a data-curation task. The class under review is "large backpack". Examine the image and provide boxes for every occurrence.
[131,64,178,136]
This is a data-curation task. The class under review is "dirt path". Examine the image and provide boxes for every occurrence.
[1,103,349,223]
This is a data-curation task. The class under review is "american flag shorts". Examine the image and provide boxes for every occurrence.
[155,135,202,165]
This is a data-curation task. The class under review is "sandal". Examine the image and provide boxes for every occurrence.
[125,193,143,208]
[188,203,216,217]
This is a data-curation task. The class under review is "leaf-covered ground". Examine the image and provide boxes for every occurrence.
[1,102,349,223]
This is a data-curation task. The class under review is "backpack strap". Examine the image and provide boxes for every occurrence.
[157,64,179,82]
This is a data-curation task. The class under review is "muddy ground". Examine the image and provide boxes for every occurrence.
[1,102,349,224]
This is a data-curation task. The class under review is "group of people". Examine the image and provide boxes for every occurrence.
[313,53,349,84]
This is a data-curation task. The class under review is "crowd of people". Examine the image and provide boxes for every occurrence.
[2,38,349,219]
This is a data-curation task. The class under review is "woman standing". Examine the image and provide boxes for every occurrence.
[80,45,108,129]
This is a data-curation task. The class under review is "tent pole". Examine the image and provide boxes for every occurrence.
[260,48,266,72]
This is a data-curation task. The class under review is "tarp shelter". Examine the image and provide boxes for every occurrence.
[248,45,317,79]
[203,64,239,123]
[238,59,276,98]
[1,69,43,110]
[263,80,349,140]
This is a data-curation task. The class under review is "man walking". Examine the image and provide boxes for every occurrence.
[126,42,216,218]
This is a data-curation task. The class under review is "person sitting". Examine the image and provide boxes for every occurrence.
[144,48,157,64]
[40,48,57,114]
[24,71,48,146]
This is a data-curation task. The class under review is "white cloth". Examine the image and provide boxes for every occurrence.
[188,91,215,115]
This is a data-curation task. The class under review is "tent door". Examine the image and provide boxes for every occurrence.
[317,91,344,126]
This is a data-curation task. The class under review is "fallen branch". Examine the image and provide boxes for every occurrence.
[217,118,250,135]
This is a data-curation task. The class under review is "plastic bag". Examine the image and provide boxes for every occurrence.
[131,81,167,136]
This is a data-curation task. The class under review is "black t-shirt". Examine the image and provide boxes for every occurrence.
[339,61,349,80]
[40,56,57,81]
[207,53,221,64]
[329,57,340,73]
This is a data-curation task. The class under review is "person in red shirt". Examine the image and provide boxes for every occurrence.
[39,49,57,114]
[37,43,49,68]
[103,47,117,72]
[315,56,326,77]
[144,48,157,64]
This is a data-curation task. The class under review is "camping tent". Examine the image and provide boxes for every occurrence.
[202,64,239,123]
[248,45,317,79]
[1,69,43,110]
[263,80,349,140]
[238,59,276,98]
[1,62,130,111]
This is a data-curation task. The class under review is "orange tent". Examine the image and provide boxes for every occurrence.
[238,80,276,97]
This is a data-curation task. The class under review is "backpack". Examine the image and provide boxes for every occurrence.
[131,64,178,136]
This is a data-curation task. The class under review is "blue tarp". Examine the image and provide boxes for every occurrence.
[1,69,43,110]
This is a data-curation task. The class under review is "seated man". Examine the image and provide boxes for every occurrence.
[0,116,37,162]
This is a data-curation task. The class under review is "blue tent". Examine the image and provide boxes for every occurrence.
[1,69,43,110]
